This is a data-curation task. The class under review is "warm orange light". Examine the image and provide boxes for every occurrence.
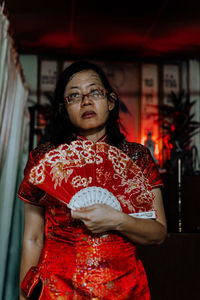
[141,136,146,145]
[141,134,160,162]
[155,143,159,156]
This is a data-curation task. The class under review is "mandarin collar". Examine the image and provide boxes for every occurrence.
[76,134,108,143]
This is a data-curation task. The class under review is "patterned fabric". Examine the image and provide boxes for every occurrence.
[27,140,156,216]
[118,140,163,189]
[18,137,163,299]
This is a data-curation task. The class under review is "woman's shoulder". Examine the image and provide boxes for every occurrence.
[30,142,55,163]
[118,139,150,161]
[118,139,163,187]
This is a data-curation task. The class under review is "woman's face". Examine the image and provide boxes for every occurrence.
[64,70,115,138]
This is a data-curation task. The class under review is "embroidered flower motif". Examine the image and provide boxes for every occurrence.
[28,140,154,215]
[29,163,45,184]
[72,176,93,188]
[50,166,73,189]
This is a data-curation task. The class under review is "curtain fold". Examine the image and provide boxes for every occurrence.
[0,4,29,299]
[0,41,18,173]
[0,4,9,100]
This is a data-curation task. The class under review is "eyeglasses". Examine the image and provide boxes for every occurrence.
[64,88,107,104]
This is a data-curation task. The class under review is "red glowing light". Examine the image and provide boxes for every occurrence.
[171,124,175,131]
[141,134,160,162]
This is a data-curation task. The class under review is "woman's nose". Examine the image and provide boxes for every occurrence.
[81,94,92,106]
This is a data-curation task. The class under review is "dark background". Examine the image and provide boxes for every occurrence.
[4,0,200,61]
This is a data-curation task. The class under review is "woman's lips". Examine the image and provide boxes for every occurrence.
[82,111,96,119]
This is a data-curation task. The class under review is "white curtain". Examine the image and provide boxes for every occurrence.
[0,4,29,299]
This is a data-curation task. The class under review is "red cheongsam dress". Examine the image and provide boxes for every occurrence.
[18,138,163,299]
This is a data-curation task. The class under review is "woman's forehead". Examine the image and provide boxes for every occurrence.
[66,70,103,89]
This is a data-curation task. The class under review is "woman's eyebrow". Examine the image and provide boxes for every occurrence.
[88,83,98,87]
[68,86,79,89]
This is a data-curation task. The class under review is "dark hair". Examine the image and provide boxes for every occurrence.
[44,61,125,146]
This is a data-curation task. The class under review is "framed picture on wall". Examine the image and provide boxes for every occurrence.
[141,64,160,165]
[162,64,180,105]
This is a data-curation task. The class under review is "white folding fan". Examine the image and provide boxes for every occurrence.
[28,140,156,218]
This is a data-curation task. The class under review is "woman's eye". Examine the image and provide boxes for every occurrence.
[70,93,80,99]
[90,89,100,96]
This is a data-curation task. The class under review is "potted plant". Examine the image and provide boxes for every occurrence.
[158,91,200,175]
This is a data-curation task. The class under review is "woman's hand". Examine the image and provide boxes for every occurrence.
[71,204,122,233]
[71,188,167,245]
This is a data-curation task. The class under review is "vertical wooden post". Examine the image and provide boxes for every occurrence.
[178,157,182,233]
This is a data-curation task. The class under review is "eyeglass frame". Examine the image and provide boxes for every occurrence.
[64,88,108,105]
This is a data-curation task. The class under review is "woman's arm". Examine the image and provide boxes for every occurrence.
[19,203,45,300]
[115,188,167,245]
[71,188,167,245]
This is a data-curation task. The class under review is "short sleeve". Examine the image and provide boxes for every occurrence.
[119,141,163,189]
[136,146,163,188]
[17,152,45,206]
[17,142,54,206]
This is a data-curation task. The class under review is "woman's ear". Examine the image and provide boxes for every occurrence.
[108,92,116,111]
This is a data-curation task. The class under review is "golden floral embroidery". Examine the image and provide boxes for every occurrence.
[28,140,155,214]
[50,165,73,189]
[71,176,93,188]
[29,163,45,184]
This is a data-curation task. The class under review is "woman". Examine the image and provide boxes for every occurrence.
[18,61,167,299]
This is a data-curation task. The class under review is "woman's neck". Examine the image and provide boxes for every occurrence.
[77,127,106,143]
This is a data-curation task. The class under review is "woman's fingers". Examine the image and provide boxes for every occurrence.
[71,207,91,220]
